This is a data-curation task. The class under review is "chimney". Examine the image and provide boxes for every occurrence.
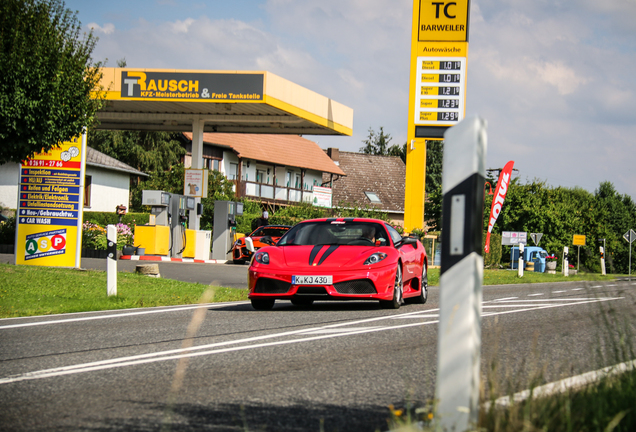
[327,148,339,164]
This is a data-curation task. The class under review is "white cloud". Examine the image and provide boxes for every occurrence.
[171,18,195,34]
[88,22,115,35]
[532,61,589,95]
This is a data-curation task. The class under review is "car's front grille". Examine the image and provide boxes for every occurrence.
[334,279,377,294]
[254,278,291,294]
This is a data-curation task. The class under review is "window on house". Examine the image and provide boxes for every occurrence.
[365,191,381,204]
[84,175,92,207]
[229,163,238,180]
[213,159,220,171]
[256,169,266,184]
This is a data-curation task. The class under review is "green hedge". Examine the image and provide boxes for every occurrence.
[483,231,503,268]
[82,211,150,227]
[0,217,16,245]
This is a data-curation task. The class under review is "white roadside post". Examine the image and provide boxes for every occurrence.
[518,243,524,278]
[436,117,487,431]
[600,246,606,276]
[106,224,117,296]
[563,246,569,277]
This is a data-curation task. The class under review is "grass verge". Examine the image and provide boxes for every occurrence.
[0,263,248,318]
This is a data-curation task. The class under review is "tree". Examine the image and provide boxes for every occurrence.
[424,140,444,230]
[88,130,186,174]
[388,142,407,163]
[359,127,393,155]
[0,0,102,164]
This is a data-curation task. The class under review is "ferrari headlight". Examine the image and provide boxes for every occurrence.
[255,251,270,264]
[364,252,387,265]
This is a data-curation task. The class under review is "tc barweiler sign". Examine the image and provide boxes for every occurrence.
[121,71,264,101]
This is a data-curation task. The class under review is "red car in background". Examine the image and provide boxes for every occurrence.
[231,225,291,264]
[247,218,428,310]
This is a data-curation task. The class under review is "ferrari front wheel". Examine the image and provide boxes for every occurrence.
[412,265,428,304]
[251,298,275,310]
[380,265,402,309]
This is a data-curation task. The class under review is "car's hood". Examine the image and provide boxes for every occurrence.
[281,245,382,270]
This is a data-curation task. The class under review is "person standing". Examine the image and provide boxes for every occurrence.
[251,210,270,231]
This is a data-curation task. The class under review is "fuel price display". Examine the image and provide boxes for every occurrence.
[414,56,466,126]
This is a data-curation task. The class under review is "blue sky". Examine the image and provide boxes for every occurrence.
[65,0,636,199]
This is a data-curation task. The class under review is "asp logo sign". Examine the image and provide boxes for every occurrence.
[418,0,470,42]
[24,229,67,261]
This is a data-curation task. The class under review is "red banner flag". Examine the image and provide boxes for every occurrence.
[484,161,514,253]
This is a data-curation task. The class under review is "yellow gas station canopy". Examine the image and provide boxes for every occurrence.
[94,68,353,136]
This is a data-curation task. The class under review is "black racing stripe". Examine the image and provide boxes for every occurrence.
[326,218,337,223]
[317,245,339,266]
[309,245,323,265]
[343,218,355,222]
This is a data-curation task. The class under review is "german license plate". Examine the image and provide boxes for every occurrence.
[292,275,332,285]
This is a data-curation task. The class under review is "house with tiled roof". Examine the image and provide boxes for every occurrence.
[322,148,406,225]
[0,148,147,214]
[180,133,345,206]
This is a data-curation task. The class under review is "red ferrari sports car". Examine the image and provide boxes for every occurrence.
[248,218,428,310]
[231,225,291,264]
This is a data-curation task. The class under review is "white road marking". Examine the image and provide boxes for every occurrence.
[0,302,248,330]
[487,359,636,408]
[527,293,544,296]
[490,297,518,301]
[571,288,584,291]
[0,296,623,385]
[300,326,384,334]
[552,290,567,293]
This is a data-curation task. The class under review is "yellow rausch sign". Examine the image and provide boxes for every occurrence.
[15,136,86,267]
[405,0,471,232]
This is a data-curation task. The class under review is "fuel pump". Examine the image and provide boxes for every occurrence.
[212,200,243,261]
[169,194,195,258]
[140,190,194,258]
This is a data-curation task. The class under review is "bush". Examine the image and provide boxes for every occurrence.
[0,216,16,244]
[483,232,503,268]
[81,221,134,250]
[82,211,150,227]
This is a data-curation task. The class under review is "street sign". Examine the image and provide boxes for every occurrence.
[530,233,543,246]
[573,235,586,246]
[501,231,527,245]
[625,229,635,277]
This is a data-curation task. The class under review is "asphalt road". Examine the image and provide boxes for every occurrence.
[1,279,635,431]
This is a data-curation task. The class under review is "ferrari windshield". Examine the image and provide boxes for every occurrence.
[278,221,390,246]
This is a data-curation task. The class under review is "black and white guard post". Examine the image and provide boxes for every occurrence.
[436,116,487,431]
[107,224,117,296]
[563,246,569,277]
[518,243,524,278]
[600,246,606,276]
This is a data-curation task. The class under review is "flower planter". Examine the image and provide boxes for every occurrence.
[546,261,557,271]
